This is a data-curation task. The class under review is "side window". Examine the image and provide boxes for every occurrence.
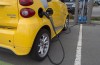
[41,0,48,8]
[47,0,51,2]
[60,0,64,2]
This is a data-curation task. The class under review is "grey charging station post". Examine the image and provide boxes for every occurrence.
[74,0,79,24]
[87,0,94,23]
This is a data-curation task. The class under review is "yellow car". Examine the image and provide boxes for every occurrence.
[0,0,68,61]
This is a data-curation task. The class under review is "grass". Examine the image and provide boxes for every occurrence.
[69,14,100,21]
[91,17,100,21]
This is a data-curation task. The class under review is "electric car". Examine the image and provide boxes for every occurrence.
[0,0,68,61]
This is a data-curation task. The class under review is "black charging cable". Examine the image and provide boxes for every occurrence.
[43,12,65,65]
[43,12,78,65]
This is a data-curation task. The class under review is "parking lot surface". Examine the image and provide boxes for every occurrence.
[0,23,100,65]
[82,24,100,65]
[92,6,100,17]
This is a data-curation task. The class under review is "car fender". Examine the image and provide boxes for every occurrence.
[13,17,55,53]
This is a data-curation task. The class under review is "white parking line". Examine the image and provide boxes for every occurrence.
[74,24,83,65]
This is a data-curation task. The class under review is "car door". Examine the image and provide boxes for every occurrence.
[0,0,19,27]
[58,0,68,26]
[48,0,64,28]
[48,0,68,30]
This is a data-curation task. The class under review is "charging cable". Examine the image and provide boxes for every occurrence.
[43,12,77,65]
[43,12,65,65]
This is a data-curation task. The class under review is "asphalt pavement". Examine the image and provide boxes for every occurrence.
[82,24,100,65]
[92,6,100,17]
[0,23,100,65]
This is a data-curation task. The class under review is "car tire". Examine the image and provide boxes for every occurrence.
[30,29,50,61]
[63,15,69,31]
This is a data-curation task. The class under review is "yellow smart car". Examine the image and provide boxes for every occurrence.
[0,0,68,61]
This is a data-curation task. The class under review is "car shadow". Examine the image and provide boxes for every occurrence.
[0,37,67,65]
[0,37,64,65]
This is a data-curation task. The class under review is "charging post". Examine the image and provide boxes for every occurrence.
[78,0,88,23]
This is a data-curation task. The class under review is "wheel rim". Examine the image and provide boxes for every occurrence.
[38,33,50,57]
[64,18,68,28]
[64,16,69,28]
[64,20,67,28]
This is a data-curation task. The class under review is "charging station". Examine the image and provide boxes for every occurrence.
[78,0,88,23]
[75,0,94,24]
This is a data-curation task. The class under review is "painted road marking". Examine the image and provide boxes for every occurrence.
[74,24,83,65]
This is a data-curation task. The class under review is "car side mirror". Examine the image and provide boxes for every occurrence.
[46,8,53,16]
